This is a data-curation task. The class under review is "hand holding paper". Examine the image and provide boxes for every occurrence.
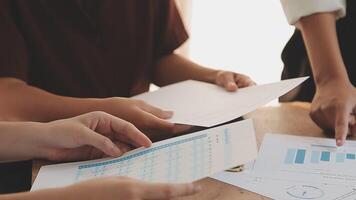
[0,112,151,162]
[39,111,152,162]
[32,119,257,190]
[133,77,308,127]
[94,97,175,133]
[215,71,256,91]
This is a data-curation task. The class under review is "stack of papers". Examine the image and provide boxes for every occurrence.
[32,119,257,190]
[32,78,309,192]
[133,77,308,127]
[212,134,356,200]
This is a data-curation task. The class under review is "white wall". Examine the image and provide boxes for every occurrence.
[188,0,294,84]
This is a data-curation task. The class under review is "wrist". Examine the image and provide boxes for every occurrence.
[315,74,351,90]
[59,97,103,119]
[14,187,67,200]
[203,69,220,84]
[87,97,112,113]
[27,122,53,160]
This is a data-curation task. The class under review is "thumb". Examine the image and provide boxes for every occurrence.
[335,106,349,146]
[217,72,237,92]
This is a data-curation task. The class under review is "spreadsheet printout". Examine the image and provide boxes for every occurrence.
[32,119,257,190]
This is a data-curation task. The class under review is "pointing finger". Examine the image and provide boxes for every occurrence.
[80,128,123,157]
[335,105,350,146]
[110,117,152,148]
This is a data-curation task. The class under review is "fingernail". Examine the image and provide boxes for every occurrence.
[227,82,237,91]
[163,111,174,118]
[112,145,122,156]
[336,139,343,146]
[228,82,235,87]
[144,140,153,147]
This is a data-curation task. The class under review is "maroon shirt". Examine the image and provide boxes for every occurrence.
[0,0,188,98]
[0,0,188,193]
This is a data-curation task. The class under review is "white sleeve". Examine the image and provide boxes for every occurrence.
[281,0,347,25]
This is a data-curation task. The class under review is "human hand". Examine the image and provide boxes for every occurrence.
[215,70,255,92]
[97,97,175,133]
[37,111,152,161]
[62,177,201,200]
[310,80,356,146]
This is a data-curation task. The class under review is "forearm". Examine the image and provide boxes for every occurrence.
[0,188,66,200]
[0,78,100,122]
[153,54,219,86]
[0,122,48,161]
[299,13,350,87]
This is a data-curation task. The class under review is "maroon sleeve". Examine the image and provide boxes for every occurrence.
[0,1,29,81]
[154,0,189,58]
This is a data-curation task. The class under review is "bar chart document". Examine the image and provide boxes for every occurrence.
[31,119,257,191]
[212,134,356,200]
[255,134,356,186]
[212,161,356,200]
[132,77,308,127]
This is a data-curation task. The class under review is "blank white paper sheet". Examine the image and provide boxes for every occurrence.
[132,77,308,127]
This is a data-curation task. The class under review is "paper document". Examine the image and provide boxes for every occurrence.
[255,134,356,185]
[132,77,308,127]
[32,119,257,190]
[212,162,356,200]
[212,134,356,200]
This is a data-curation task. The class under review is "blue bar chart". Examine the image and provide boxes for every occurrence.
[284,148,356,165]
[347,153,356,160]
[295,149,306,164]
[320,151,330,161]
[254,134,356,187]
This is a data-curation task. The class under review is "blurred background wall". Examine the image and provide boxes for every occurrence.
[175,0,294,84]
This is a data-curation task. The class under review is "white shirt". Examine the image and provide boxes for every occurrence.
[281,0,347,25]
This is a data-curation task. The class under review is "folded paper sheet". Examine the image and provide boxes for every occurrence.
[133,77,308,127]
[32,119,257,190]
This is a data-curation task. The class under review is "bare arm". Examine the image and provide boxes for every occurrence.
[0,114,194,199]
[0,78,174,133]
[0,113,199,200]
[298,13,349,86]
[0,177,199,200]
[298,13,356,146]
[0,187,65,200]
[153,54,255,91]
[153,54,218,86]
[0,78,98,122]
[0,121,45,161]
[0,112,151,162]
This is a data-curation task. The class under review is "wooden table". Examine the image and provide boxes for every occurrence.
[32,102,337,199]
